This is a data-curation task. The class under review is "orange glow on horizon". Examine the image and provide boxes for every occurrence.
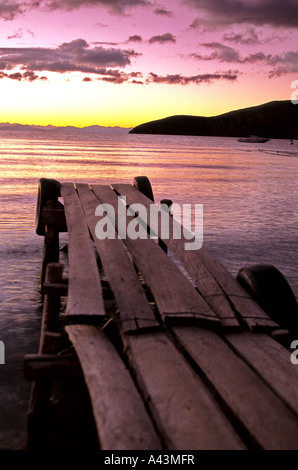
[0,70,293,128]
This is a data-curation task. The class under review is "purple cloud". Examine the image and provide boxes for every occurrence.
[153,6,172,16]
[0,70,48,81]
[191,42,298,76]
[149,33,176,44]
[42,0,150,15]
[0,0,151,20]
[184,0,298,28]
[0,37,146,84]
[193,42,241,62]
[0,39,139,75]
[96,69,143,84]
[127,35,143,42]
[223,27,261,45]
[0,1,22,20]
[146,70,238,85]
[267,51,298,76]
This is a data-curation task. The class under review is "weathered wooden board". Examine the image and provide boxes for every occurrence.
[173,326,298,449]
[226,332,298,416]
[125,331,245,450]
[76,183,159,333]
[42,207,67,231]
[113,184,277,332]
[24,354,80,380]
[113,183,240,329]
[91,184,219,328]
[195,247,278,331]
[66,324,161,450]
[61,183,105,320]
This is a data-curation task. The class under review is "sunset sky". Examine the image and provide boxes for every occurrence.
[0,0,298,127]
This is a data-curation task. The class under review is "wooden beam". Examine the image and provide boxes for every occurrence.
[66,324,161,450]
[39,262,64,354]
[125,331,245,449]
[226,332,298,416]
[24,353,80,380]
[42,281,68,297]
[172,326,298,449]
[61,183,106,321]
[113,184,277,332]
[42,207,67,231]
[91,184,219,329]
[76,183,159,334]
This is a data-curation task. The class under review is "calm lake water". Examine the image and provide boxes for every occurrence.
[0,130,297,449]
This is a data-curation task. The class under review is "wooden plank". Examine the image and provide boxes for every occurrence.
[226,332,298,416]
[75,183,159,334]
[42,207,67,231]
[61,183,105,320]
[91,184,219,328]
[113,183,239,330]
[41,225,59,285]
[113,183,277,332]
[125,331,245,449]
[23,354,80,380]
[172,326,298,449]
[42,281,68,297]
[39,262,64,354]
[41,332,65,355]
[195,247,278,331]
[66,324,161,450]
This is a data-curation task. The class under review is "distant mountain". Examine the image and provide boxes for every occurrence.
[0,122,132,135]
[129,100,298,139]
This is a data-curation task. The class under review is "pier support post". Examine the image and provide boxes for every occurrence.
[39,262,64,354]
[41,223,60,286]
[26,262,66,449]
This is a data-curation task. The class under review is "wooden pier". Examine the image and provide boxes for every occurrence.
[24,176,298,450]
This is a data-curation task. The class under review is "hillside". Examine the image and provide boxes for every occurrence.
[129,101,298,139]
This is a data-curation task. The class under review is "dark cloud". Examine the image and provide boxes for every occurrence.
[127,35,143,42]
[146,70,238,85]
[0,0,151,20]
[0,1,22,20]
[0,36,145,84]
[93,41,119,46]
[0,39,139,78]
[191,42,298,76]
[149,33,176,44]
[42,0,151,15]
[223,27,261,45]
[153,6,172,16]
[184,0,298,28]
[7,28,23,40]
[192,42,267,65]
[0,70,47,81]
[193,42,241,62]
[189,18,201,29]
[98,69,143,83]
[267,51,298,77]
[95,22,108,27]
[23,70,48,81]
